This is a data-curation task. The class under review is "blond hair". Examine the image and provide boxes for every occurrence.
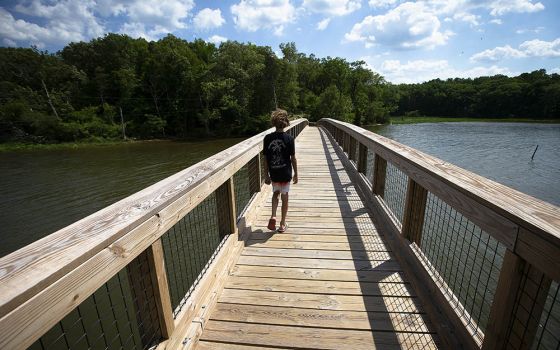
[271,109,290,129]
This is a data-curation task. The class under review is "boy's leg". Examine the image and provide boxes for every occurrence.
[280,192,289,229]
[271,190,280,219]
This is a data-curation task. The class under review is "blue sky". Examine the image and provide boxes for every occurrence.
[1,0,559,83]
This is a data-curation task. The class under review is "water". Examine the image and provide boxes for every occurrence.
[370,122,560,206]
[0,139,242,258]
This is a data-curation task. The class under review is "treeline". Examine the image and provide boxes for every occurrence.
[0,33,558,144]
[0,34,393,143]
[396,71,560,119]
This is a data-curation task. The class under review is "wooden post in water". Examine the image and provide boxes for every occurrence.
[402,178,428,244]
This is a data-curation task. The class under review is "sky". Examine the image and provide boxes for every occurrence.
[0,0,559,83]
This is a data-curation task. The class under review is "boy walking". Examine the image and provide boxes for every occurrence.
[263,109,298,233]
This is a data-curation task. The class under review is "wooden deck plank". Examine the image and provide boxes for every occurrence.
[244,240,391,252]
[230,265,408,283]
[241,247,393,261]
[225,276,415,297]
[236,255,402,271]
[219,289,423,313]
[211,303,433,333]
[247,232,385,243]
[200,321,439,350]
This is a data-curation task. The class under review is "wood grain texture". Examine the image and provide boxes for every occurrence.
[200,320,439,350]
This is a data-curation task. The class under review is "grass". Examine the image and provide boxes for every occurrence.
[389,116,560,125]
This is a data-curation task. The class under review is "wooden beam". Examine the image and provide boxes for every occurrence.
[127,250,163,347]
[146,239,175,339]
[373,154,387,197]
[216,178,236,238]
[482,250,525,350]
[402,178,428,244]
[357,143,368,174]
[349,136,357,162]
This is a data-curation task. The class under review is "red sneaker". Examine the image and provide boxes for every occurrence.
[267,218,276,231]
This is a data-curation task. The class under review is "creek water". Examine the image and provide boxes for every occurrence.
[0,138,242,258]
[370,122,560,207]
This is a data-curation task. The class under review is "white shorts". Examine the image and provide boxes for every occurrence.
[272,181,291,194]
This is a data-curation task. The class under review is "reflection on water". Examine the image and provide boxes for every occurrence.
[0,139,242,258]
[370,122,560,206]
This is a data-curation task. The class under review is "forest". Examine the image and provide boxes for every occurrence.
[0,33,559,144]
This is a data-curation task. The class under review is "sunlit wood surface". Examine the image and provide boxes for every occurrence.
[195,127,441,349]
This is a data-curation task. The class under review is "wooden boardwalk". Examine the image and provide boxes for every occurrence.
[196,127,440,349]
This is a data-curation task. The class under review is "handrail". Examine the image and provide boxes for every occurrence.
[319,118,560,279]
[0,118,308,349]
[318,118,560,350]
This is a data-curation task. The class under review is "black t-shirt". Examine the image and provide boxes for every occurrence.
[263,131,295,182]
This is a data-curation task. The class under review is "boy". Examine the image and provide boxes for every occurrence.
[263,109,298,233]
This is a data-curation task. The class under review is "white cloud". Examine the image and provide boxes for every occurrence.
[3,38,17,47]
[302,0,361,16]
[112,0,194,38]
[488,0,544,16]
[516,26,544,34]
[2,1,104,48]
[345,2,453,49]
[231,0,296,34]
[369,0,399,8]
[193,8,225,31]
[364,58,514,83]
[471,38,560,62]
[470,45,526,62]
[207,35,227,45]
[453,12,479,26]
[519,38,560,57]
[490,19,502,24]
[551,67,560,74]
[316,18,331,30]
[2,0,195,47]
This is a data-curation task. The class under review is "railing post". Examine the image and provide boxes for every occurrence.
[349,137,357,162]
[216,178,236,237]
[126,248,170,346]
[146,239,175,339]
[402,179,428,244]
[357,143,368,173]
[248,155,261,193]
[482,250,526,350]
[343,132,349,154]
[373,154,387,197]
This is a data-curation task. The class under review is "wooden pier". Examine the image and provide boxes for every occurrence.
[0,119,559,350]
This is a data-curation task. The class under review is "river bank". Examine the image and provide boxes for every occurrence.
[388,116,560,124]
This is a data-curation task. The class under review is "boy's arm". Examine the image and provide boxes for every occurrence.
[291,154,298,184]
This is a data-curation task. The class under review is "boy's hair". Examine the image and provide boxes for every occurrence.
[271,109,290,129]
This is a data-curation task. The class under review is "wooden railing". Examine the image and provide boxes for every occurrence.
[318,118,560,350]
[0,119,308,350]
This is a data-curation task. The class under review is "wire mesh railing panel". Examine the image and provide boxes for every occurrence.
[233,164,254,219]
[259,152,266,186]
[418,192,505,339]
[532,281,560,350]
[366,149,375,184]
[30,265,159,350]
[161,192,223,316]
[383,162,408,223]
[506,266,557,350]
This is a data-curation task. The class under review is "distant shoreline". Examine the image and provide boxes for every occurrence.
[387,116,560,125]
